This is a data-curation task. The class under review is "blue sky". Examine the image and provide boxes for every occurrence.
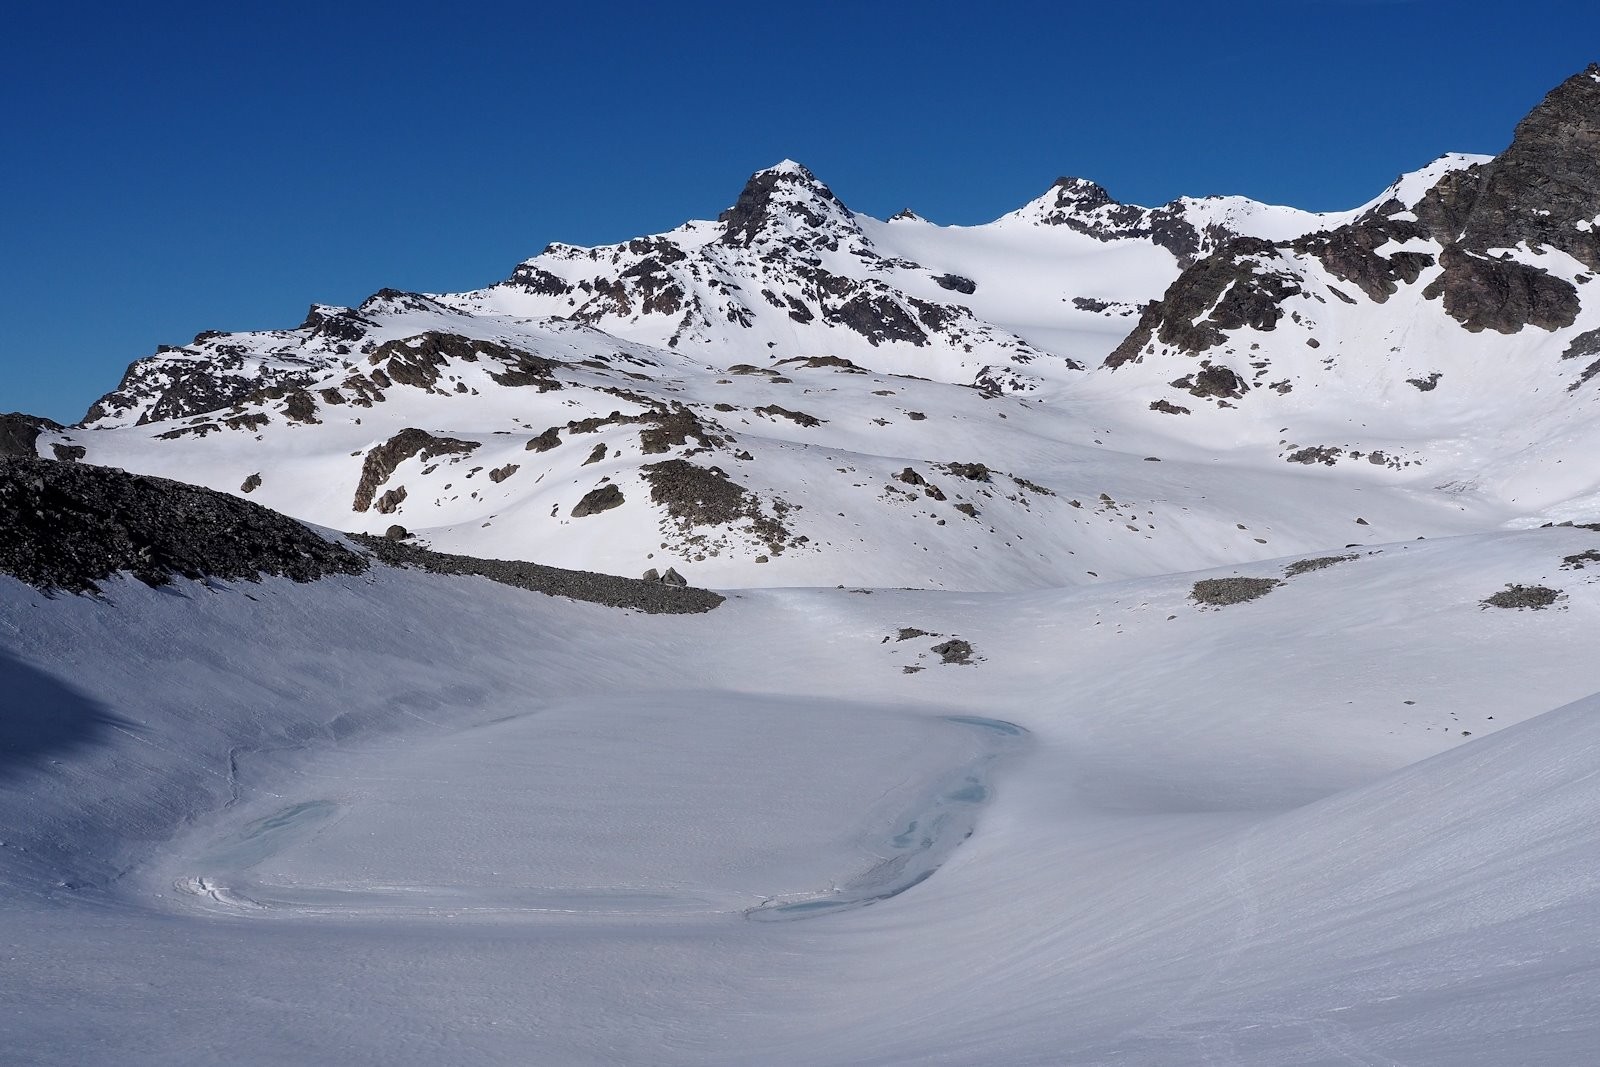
[3,0,1597,423]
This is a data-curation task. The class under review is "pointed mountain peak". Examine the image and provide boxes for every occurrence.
[1500,63,1600,170]
[1046,176,1118,211]
[718,161,853,247]
[1504,63,1600,158]
[998,176,1138,229]
[1539,61,1600,103]
[1425,63,1600,271]
[761,158,821,180]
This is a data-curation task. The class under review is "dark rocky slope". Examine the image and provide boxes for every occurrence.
[352,534,723,614]
[1108,64,1600,372]
[0,458,368,593]
[0,458,723,612]
[0,414,62,459]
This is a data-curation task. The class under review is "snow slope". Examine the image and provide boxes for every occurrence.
[4,524,1600,1064]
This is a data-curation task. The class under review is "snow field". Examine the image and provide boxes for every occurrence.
[4,521,1600,1062]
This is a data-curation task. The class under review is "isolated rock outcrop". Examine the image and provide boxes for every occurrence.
[571,484,625,517]
[353,428,480,512]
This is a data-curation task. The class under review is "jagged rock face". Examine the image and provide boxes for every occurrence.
[834,292,928,346]
[1412,164,1486,243]
[353,428,481,513]
[301,304,376,344]
[84,344,321,427]
[0,457,367,593]
[1105,64,1600,381]
[1422,247,1581,334]
[1449,65,1600,271]
[78,290,478,428]
[504,264,573,296]
[1106,238,1299,366]
[1014,177,1253,265]
[0,413,62,459]
[79,309,588,432]
[358,288,460,318]
[718,163,852,249]
[1396,69,1599,335]
[1027,178,1204,260]
[1342,163,1582,335]
[369,332,560,393]
[1293,215,1435,303]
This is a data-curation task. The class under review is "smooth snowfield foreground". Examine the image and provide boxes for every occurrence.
[4,526,1600,1064]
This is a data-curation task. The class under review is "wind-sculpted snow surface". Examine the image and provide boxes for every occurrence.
[6,523,1600,1063]
[163,712,1023,924]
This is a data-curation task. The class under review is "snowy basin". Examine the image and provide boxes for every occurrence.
[162,698,1028,924]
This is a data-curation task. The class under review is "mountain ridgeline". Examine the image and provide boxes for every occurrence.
[23,65,1600,592]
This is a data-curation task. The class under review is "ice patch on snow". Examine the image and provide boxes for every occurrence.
[747,715,1028,921]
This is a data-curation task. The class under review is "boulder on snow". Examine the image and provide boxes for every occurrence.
[571,484,625,518]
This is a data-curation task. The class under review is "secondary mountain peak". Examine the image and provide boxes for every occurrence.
[717,160,855,248]
[1434,60,1600,271]
[1006,174,1123,226]
[1046,175,1118,211]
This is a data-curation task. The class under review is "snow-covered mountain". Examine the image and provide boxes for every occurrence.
[8,64,1600,1067]
[33,68,1600,594]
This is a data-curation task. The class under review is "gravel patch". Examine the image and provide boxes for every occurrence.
[1191,576,1282,607]
[352,534,723,614]
[1284,553,1358,577]
[1481,584,1563,610]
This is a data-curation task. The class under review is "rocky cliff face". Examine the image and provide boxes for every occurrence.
[0,414,62,459]
[1408,65,1600,335]
[1440,64,1600,271]
[1104,64,1600,397]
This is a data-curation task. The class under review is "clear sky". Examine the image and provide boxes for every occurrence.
[3,0,1597,424]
